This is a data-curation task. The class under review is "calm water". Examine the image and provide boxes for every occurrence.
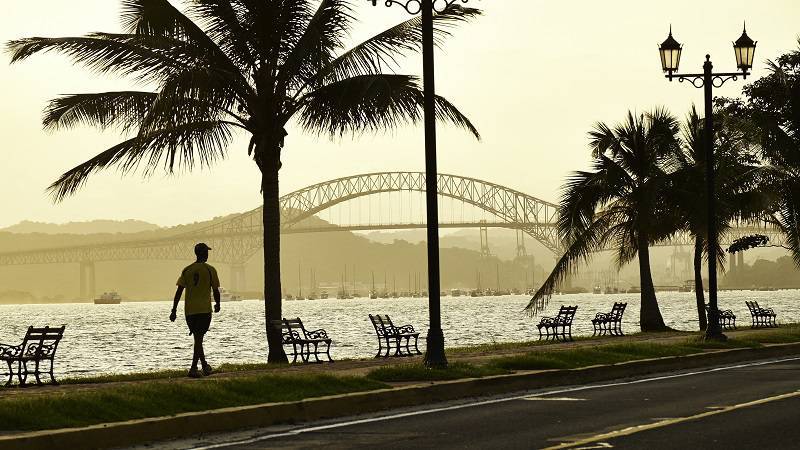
[1,290,797,377]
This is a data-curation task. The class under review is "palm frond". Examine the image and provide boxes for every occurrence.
[43,91,156,133]
[47,121,234,202]
[295,74,479,138]
[525,211,616,315]
[6,34,183,82]
[192,0,257,70]
[279,0,352,93]
[311,5,481,88]
[122,0,252,89]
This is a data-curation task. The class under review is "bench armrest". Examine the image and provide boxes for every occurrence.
[395,324,416,334]
[0,343,22,358]
[594,313,609,320]
[305,329,329,340]
[538,316,556,325]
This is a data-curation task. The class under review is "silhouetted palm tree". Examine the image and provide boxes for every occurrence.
[7,0,480,362]
[667,107,763,330]
[526,109,679,332]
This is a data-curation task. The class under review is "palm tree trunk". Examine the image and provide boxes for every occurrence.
[638,235,667,331]
[261,144,288,364]
[694,235,707,331]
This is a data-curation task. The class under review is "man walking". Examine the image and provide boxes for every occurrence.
[170,243,221,378]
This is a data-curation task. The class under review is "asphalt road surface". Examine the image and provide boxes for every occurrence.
[141,357,800,450]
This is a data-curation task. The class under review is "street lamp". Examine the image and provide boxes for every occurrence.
[659,25,756,341]
[368,0,470,367]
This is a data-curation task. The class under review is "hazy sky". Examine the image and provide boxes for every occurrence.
[0,0,798,228]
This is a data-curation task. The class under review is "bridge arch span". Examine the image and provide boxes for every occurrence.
[177,172,562,257]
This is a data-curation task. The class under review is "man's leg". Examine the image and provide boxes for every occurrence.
[191,333,202,371]
[197,332,207,367]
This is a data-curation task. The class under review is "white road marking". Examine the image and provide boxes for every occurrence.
[186,356,800,450]
[521,397,586,401]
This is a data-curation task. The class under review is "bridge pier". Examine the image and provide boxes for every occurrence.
[79,261,96,300]
[230,263,247,292]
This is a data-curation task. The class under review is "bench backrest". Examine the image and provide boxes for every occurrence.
[369,314,396,336]
[557,305,578,324]
[610,302,627,320]
[745,301,759,313]
[270,318,307,343]
[21,325,65,359]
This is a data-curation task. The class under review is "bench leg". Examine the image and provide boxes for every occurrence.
[2,361,13,387]
[413,335,422,355]
[393,337,403,357]
[375,337,384,358]
[312,343,322,364]
[48,359,58,386]
[324,341,333,362]
[33,360,43,386]
[383,337,392,358]
[18,361,28,387]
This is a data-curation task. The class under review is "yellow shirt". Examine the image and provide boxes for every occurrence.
[176,262,220,315]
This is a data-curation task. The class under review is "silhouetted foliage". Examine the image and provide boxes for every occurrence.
[727,234,770,254]
[719,38,800,267]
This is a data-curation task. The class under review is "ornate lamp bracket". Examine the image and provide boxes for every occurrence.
[373,0,469,14]
[674,72,744,89]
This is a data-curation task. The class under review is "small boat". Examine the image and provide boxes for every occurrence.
[593,286,602,294]
[94,291,122,304]
[450,289,462,297]
[219,287,242,301]
[320,290,329,299]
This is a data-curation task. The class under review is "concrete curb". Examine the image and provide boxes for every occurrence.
[3,342,800,450]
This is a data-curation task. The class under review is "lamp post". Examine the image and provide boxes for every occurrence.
[659,25,757,340]
[369,0,469,367]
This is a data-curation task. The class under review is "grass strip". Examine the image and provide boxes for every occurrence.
[367,362,508,382]
[61,362,275,385]
[0,373,387,432]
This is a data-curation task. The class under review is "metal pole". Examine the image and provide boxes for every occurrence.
[421,0,447,367]
[703,55,724,340]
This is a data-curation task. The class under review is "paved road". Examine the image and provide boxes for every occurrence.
[142,357,800,450]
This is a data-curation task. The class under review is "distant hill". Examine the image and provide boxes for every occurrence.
[2,219,161,235]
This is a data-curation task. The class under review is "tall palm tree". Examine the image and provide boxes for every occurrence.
[667,107,763,330]
[526,109,679,332]
[7,0,480,362]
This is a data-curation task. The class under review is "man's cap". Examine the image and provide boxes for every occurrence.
[195,242,212,252]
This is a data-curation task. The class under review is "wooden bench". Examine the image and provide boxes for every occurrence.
[537,305,577,341]
[591,302,627,336]
[0,325,66,386]
[745,301,777,328]
[270,318,333,363]
[368,314,421,357]
[706,306,737,330]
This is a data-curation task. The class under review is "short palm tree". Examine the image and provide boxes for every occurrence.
[526,109,680,332]
[7,0,480,362]
[667,107,763,330]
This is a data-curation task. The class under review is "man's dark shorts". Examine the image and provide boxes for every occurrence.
[185,313,212,336]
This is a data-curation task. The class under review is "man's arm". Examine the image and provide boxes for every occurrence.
[170,286,184,322]
[212,287,221,313]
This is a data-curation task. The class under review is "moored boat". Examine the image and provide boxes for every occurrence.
[94,291,122,304]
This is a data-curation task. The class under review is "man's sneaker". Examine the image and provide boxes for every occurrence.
[188,367,203,378]
[202,364,214,376]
